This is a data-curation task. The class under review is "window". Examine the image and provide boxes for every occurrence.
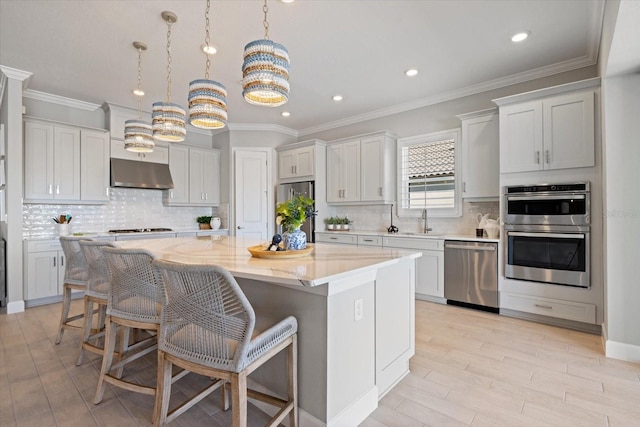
[397,129,461,218]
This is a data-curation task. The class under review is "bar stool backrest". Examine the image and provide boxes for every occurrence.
[59,236,92,286]
[103,247,161,324]
[154,260,256,372]
[79,240,116,299]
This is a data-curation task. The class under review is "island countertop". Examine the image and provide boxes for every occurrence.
[114,235,421,288]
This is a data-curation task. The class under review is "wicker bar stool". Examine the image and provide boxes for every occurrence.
[75,240,116,366]
[152,260,298,427]
[56,236,93,344]
[93,247,168,405]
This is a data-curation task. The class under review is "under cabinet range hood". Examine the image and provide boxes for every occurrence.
[110,158,174,190]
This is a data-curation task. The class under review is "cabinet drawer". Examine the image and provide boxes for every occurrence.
[26,240,62,253]
[316,233,357,245]
[500,292,596,324]
[383,237,443,251]
[358,235,383,247]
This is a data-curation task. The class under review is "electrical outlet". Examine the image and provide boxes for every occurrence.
[354,298,363,321]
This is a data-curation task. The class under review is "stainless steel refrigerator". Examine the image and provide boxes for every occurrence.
[277,181,315,243]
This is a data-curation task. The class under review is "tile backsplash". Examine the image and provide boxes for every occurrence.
[332,201,500,235]
[23,188,219,238]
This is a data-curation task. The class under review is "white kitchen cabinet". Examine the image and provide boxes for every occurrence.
[80,129,110,202]
[496,87,595,173]
[164,145,220,207]
[110,139,169,164]
[383,236,445,302]
[278,145,314,180]
[327,140,360,203]
[24,120,80,201]
[189,148,220,206]
[327,132,396,205]
[457,109,499,200]
[315,232,358,245]
[24,240,67,303]
[500,292,596,324]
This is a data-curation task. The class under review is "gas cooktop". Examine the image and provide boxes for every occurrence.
[108,228,173,234]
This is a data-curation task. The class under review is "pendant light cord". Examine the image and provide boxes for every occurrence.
[204,0,211,79]
[263,0,269,40]
[136,47,143,119]
[166,18,173,103]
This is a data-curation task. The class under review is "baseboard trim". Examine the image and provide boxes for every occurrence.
[605,339,640,363]
[7,300,25,314]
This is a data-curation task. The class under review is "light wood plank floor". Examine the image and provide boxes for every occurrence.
[2,300,640,426]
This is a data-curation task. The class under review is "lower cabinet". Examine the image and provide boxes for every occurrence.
[383,237,445,302]
[500,291,596,324]
[315,232,358,245]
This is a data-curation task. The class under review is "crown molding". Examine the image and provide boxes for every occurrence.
[227,123,299,137]
[0,65,33,83]
[23,89,101,111]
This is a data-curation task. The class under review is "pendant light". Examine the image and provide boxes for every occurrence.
[124,41,154,153]
[152,11,186,142]
[241,0,290,107]
[188,0,228,129]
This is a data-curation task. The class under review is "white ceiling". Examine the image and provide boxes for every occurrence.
[0,0,604,135]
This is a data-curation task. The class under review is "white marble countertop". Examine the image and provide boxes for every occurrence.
[114,235,421,288]
[316,230,500,243]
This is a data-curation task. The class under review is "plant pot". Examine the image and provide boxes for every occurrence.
[283,227,307,250]
[199,223,212,230]
[327,224,335,230]
[210,217,221,230]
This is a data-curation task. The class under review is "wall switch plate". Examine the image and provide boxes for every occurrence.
[354,298,363,321]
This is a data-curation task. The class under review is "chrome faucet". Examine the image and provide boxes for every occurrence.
[422,208,432,234]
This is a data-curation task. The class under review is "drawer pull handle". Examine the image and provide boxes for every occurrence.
[363,239,373,242]
[535,304,553,309]
[330,237,338,240]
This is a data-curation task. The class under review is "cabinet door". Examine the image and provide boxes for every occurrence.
[416,249,444,298]
[499,101,543,173]
[80,130,110,201]
[166,145,190,204]
[24,121,55,200]
[26,251,59,300]
[189,149,205,204]
[461,113,499,198]
[202,149,220,205]
[326,145,343,203]
[53,126,81,200]
[278,150,296,180]
[361,136,384,201]
[341,140,361,202]
[294,146,315,177]
[543,91,595,170]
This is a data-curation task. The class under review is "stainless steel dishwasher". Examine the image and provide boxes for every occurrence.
[444,240,498,312]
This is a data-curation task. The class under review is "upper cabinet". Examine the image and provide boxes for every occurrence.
[327,132,396,205]
[24,118,109,204]
[494,78,598,174]
[276,139,326,183]
[457,109,499,200]
[163,144,220,207]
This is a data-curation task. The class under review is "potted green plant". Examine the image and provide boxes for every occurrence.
[196,216,213,230]
[324,216,337,230]
[342,216,352,231]
[276,196,316,250]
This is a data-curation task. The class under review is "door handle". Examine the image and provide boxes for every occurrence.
[48,184,53,195]
[56,184,60,195]
[237,226,245,229]
[545,150,550,164]
[535,151,540,164]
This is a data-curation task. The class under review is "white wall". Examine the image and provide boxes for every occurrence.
[602,74,640,360]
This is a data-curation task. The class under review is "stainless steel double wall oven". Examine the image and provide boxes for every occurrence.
[504,183,590,288]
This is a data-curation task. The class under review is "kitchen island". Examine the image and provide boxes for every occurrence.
[114,235,420,426]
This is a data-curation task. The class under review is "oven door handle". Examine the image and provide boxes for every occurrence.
[508,231,585,239]
[507,194,586,201]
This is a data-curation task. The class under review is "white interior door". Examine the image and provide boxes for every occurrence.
[234,149,269,240]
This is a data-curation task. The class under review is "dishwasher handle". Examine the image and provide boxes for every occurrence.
[445,243,496,251]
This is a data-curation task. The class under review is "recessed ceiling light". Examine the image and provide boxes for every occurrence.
[405,68,419,77]
[332,95,343,102]
[281,0,295,3]
[281,111,291,117]
[133,89,144,96]
[511,31,530,43]
[201,44,217,55]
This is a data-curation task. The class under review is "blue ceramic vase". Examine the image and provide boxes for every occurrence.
[283,227,307,250]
